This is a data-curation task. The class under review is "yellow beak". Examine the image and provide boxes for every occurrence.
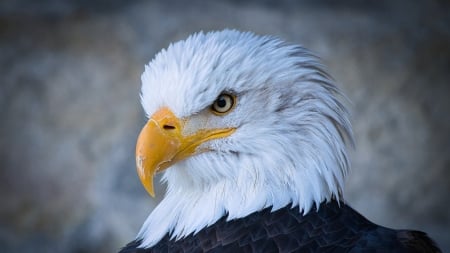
[135,107,235,197]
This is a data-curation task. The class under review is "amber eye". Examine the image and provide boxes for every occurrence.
[211,93,236,115]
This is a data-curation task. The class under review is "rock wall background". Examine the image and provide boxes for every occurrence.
[0,0,449,252]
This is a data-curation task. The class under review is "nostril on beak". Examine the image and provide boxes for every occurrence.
[163,124,176,130]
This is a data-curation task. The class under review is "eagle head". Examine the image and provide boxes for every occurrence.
[135,30,353,247]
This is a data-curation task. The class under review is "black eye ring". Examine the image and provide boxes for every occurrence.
[210,93,236,115]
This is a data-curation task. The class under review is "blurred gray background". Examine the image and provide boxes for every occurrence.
[0,0,449,252]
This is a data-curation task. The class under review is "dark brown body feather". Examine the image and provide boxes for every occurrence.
[120,200,440,253]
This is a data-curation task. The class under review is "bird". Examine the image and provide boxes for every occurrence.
[120,30,441,253]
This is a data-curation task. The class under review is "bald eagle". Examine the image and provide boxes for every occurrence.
[120,30,440,253]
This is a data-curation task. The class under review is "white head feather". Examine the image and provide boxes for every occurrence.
[137,30,353,248]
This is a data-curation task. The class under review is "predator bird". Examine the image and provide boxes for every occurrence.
[120,30,441,253]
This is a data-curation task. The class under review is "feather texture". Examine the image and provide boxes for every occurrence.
[120,200,441,253]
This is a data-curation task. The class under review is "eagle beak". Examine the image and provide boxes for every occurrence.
[135,107,235,197]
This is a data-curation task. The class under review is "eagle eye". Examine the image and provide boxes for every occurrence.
[210,93,236,115]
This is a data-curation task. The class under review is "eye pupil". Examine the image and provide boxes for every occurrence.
[217,97,227,108]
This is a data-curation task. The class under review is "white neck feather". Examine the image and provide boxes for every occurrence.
[137,118,350,248]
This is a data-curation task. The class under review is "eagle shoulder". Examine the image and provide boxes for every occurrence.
[119,201,441,253]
